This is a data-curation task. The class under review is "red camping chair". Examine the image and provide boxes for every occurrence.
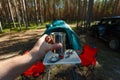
[78,44,98,78]
[21,50,45,79]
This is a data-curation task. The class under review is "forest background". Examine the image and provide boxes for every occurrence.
[0,0,120,32]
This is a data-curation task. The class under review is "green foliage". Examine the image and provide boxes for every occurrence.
[0,23,47,34]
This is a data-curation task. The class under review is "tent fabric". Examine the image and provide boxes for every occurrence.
[44,20,82,54]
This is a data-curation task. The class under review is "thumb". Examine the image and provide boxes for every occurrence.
[50,43,62,50]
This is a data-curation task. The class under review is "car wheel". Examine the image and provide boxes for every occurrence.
[109,38,119,50]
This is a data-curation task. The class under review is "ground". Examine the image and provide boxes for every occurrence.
[0,28,120,80]
[80,34,120,80]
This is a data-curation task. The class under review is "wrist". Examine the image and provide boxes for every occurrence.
[29,49,44,62]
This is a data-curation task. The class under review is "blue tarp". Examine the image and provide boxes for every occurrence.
[44,20,82,54]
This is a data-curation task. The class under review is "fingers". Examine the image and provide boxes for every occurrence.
[37,34,48,44]
[41,34,48,41]
[42,34,63,51]
[45,36,54,44]
[51,43,62,50]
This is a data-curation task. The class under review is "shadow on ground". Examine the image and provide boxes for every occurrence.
[0,37,36,54]
[0,29,44,60]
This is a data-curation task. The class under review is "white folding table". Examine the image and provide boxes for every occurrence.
[43,50,81,80]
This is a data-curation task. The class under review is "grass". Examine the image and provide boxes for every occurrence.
[1,23,47,34]
[1,20,97,34]
[1,21,78,34]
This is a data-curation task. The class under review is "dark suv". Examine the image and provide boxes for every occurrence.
[91,16,120,50]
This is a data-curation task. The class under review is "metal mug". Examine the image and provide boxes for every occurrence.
[50,32,66,58]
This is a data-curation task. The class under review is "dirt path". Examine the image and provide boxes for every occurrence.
[0,29,45,60]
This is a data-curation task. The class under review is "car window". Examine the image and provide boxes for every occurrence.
[115,19,120,25]
[101,20,112,25]
[116,26,120,30]
[108,18,120,25]
[100,20,108,24]
[108,21,112,25]
[100,18,120,25]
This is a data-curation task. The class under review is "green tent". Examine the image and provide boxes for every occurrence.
[44,20,82,54]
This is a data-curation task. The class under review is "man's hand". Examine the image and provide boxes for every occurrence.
[29,34,62,61]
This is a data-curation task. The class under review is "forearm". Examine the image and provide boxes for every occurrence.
[0,51,42,80]
[0,34,62,80]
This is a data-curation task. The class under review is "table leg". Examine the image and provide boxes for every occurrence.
[47,69,50,80]
[46,65,55,80]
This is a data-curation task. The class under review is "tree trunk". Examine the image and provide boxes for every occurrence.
[22,0,29,29]
[38,0,43,24]
[53,0,56,20]
[34,0,39,25]
[47,0,51,20]
[0,4,3,32]
[8,0,16,28]
[66,0,70,21]
[43,0,47,21]
[95,1,100,20]
[86,0,94,28]
[0,21,3,32]
[1,0,10,28]
[112,0,119,16]
[116,1,120,15]
[76,0,81,28]
[102,0,107,17]
[19,0,26,25]
[0,12,3,32]
[81,0,87,27]
[74,0,78,20]
[0,8,3,32]
[13,0,22,30]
